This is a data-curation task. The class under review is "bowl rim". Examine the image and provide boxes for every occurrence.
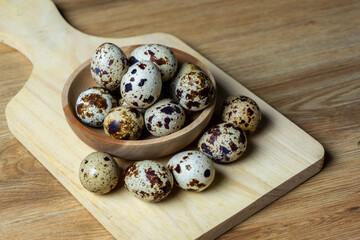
[61,45,217,146]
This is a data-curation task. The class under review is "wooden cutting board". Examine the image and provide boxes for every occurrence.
[1,0,324,239]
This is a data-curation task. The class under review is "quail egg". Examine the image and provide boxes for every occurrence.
[75,87,117,127]
[129,44,177,82]
[176,70,214,111]
[165,62,202,100]
[91,42,128,91]
[103,106,144,140]
[79,152,120,194]
[222,96,262,134]
[120,61,162,109]
[198,123,247,163]
[167,150,215,192]
[123,160,174,202]
[145,98,186,137]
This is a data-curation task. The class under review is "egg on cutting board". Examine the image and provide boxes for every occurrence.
[123,160,174,202]
[198,123,247,163]
[167,150,215,192]
[79,152,120,194]
[222,96,262,134]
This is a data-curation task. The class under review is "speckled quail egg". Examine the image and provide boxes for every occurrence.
[120,61,162,109]
[91,42,128,91]
[129,44,177,82]
[145,98,186,137]
[167,150,215,192]
[222,96,262,134]
[165,62,202,100]
[198,123,247,163]
[75,87,117,127]
[79,152,120,194]
[123,160,174,202]
[175,70,214,111]
[103,106,144,140]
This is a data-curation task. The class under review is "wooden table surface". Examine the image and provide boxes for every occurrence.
[1,0,359,239]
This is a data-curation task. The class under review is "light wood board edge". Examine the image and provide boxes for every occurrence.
[199,156,324,239]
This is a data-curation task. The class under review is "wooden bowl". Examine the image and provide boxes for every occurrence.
[62,45,216,160]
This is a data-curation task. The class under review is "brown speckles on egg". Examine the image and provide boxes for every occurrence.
[148,49,167,66]
[81,93,108,109]
[188,179,206,188]
[145,99,186,137]
[229,141,238,151]
[121,61,162,109]
[164,117,171,129]
[167,151,215,192]
[185,101,201,109]
[176,70,214,111]
[138,78,147,86]
[175,164,181,173]
[176,89,183,99]
[165,62,202,100]
[206,125,221,145]
[123,160,173,202]
[145,168,163,187]
[123,164,137,179]
[160,181,172,195]
[91,43,128,91]
[198,123,247,163]
[222,96,262,134]
[75,87,117,127]
[107,120,122,135]
[143,95,155,104]
[128,56,138,65]
[129,44,178,82]
[76,103,85,116]
[103,106,144,140]
[138,62,147,69]
[124,83,132,92]
[204,169,211,177]
[79,152,120,194]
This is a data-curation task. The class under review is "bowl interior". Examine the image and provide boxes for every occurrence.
[65,45,216,143]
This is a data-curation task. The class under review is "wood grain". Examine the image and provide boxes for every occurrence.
[0,0,359,239]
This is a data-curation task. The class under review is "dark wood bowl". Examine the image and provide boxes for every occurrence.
[61,45,216,160]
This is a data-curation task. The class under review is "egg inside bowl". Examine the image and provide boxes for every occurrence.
[62,45,216,160]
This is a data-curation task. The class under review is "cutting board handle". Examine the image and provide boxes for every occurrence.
[0,0,87,64]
